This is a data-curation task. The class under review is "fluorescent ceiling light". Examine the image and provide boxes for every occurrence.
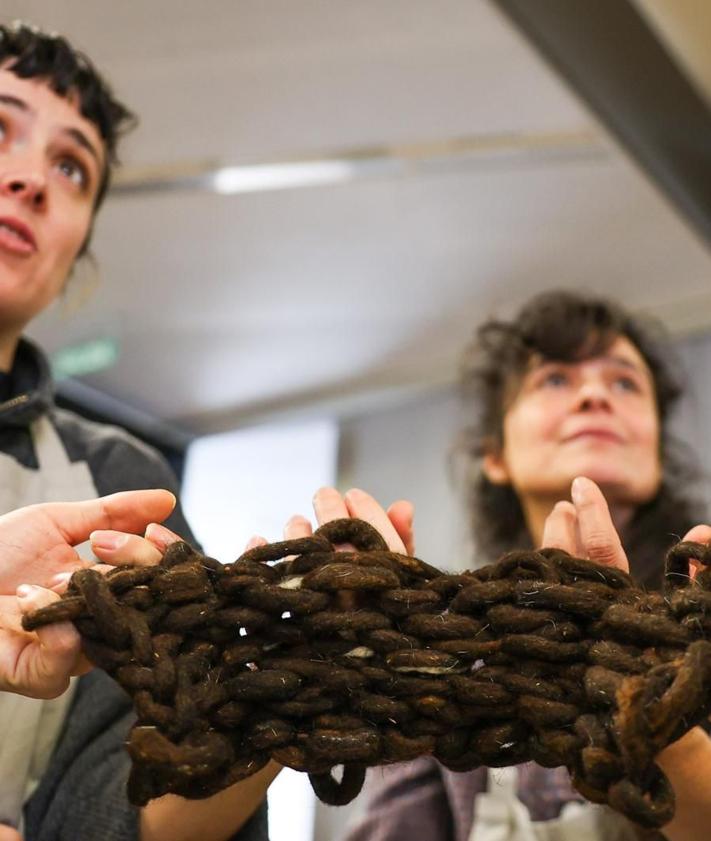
[113,129,607,197]
[211,160,358,194]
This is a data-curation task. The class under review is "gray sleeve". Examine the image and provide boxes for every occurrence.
[24,671,140,841]
[343,759,453,841]
[52,409,198,546]
[24,671,268,841]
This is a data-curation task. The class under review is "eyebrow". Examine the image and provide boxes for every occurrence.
[532,355,647,376]
[62,126,101,167]
[0,93,28,111]
[0,92,101,167]
[604,355,643,371]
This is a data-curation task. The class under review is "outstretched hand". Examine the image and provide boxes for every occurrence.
[541,476,629,571]
[542,475,711,580]
[0,489,176,699]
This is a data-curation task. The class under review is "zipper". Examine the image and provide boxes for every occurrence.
[0,393,29,413]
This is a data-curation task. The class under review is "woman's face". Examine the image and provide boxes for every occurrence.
[0,68,105,333]
[483,335,662,508]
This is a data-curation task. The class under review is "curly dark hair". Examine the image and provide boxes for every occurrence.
[459,290,704,588]
[0,21,135,210]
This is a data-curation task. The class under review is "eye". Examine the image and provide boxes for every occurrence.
[540,370,569,388]
[55,156,88,189]
[613,375,640,393]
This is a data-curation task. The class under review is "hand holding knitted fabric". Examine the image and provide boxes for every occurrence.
[0,490,176,699]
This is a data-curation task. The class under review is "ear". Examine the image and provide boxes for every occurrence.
[482,450,511,485]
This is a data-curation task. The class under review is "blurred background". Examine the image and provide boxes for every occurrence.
[4,1,711,838]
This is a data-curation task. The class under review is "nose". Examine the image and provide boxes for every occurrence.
[0,168,47,209]
[574,378,612,412]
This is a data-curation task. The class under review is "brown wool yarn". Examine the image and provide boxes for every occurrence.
[22,520,711,829]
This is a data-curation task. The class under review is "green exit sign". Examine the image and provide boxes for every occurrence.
[51,338,120,380]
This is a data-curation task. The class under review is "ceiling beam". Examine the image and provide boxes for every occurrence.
[491,0,711,245]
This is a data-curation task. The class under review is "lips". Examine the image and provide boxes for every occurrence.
[0,216,37,255]
[563,428,625,444]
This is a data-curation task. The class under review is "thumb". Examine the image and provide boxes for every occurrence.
[46,489,177,546]
[16,585,82,699]
[571,477,629,572]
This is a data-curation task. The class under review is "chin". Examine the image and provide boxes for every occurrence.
[548,460,658,503]
[584,476,658,506]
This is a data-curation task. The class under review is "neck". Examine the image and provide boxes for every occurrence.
[0,330,20,373]
[523,493,636,548]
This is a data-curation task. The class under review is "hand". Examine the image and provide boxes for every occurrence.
[282,487,414,552]
[0,583,87,699]
[541,476,711,578]
[0,489,176,595]
[0,826,22,840]
[541,476,629,571]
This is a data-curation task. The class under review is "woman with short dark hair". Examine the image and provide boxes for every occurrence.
[0,21,270,841]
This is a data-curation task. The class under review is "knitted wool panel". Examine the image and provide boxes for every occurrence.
[23,519,711,829]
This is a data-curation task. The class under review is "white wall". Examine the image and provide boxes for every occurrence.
[338,385,471,571]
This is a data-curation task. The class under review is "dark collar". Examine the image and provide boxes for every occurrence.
[0,338,55,427]
[0,370,11,403]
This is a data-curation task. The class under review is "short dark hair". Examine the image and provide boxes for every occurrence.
[459,290,704,587]
[0,21,135,209]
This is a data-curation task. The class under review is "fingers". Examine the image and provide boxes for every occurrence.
[283,516,313,541]
[344,489,407,553]
[244,536,268,551]
[0,825,23,840]
[541,501,579,554]
[679,525,711,580]
[571,476,629,572]
[145,522,182,552]
[90,531,163,567]
[312,487,349,525]
[15,585,81,699]
[682,524,711,545]
[387,500,415,555]
[312,487,409,553]
[46,489,177,546]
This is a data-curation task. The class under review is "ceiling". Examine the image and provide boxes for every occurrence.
[5,0,711,437]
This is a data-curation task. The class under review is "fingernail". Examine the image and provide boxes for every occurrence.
[571,477,588,505]
[51,572,73,586]
[145,523,172,550]
[90,531,128,551]
[16,584,34,598]
[313,486,336,502]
